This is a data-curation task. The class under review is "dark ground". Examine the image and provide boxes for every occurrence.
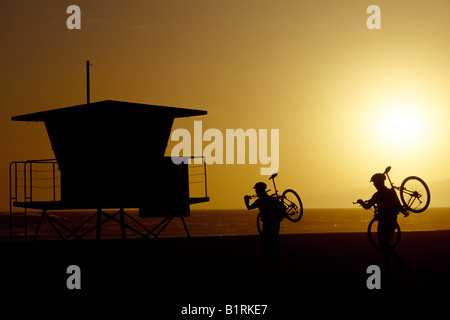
[2,232,450,316]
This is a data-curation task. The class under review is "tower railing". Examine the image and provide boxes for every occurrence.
[187,156,208,202]
[9,159,60,240]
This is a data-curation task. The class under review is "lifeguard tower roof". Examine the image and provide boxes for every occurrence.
[12,100,208,213]
[12,100,207,122]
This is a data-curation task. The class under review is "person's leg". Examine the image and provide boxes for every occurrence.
[261,223,280,271]
[377,220,396,271]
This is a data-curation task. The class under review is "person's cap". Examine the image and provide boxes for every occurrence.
[370,173,386,183]
[253,182,267,192]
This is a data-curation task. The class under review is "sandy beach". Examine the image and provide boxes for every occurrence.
[2,230,450,315]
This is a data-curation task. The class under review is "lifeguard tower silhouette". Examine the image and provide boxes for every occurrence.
[9,100,209,241]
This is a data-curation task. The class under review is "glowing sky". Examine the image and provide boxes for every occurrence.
[1,0,450,210]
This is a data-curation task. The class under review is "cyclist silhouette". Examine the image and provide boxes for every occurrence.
[244,182,283,271]
[357,173,406,272]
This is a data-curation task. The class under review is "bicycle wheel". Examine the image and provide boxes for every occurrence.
[367,218,401,250]
[256,212,262,235]
[400,176,430,213]
[281,189,303,222]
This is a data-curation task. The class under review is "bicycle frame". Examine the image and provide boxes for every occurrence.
[383,167,414,214]
[268,173,280,199]
[378,166,408,214]
[353,166,402,214]
[383,166,395,188]
[252,173,304,234]
[383,167,402,193]
[357,166,431,215]
[354,165,430,249]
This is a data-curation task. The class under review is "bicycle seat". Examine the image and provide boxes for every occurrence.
[269,172,278,180]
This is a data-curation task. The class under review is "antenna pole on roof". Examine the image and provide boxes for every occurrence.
[86,60,91,104]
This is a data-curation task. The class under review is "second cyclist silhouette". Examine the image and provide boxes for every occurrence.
[356,172,407,272]
[244,182,284,271]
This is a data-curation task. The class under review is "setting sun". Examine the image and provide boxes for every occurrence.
[372,96,430,150]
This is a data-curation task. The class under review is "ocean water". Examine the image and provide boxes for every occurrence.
[2,207,450,240]
[182,207,450,237]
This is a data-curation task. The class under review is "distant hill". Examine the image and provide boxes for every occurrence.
[303,179,450,208]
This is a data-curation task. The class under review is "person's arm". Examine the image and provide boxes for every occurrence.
[244,196,258,210]
[357,193,377,210]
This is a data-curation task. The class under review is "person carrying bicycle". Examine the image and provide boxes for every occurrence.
[356,173,406,272]
[244,182,283,271]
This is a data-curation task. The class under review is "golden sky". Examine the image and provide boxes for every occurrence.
[1,0,450,210]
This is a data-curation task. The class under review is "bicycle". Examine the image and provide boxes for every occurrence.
[354,166,431,249]
[247,173,303,235]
